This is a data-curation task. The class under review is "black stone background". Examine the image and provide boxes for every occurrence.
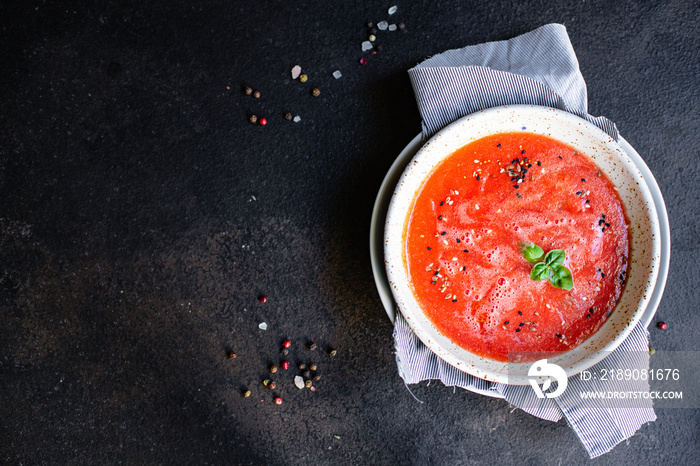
[1,1,698,464]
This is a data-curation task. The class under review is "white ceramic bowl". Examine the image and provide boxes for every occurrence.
[384,105,661,385]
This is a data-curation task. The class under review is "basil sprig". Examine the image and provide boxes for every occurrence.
[522,243,574,290]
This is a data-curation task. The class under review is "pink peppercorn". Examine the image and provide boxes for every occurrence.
[258,295,267,303]
[657,321,667,330]
[259,118,267,126]
[281,360,289,370]
[282,339,291,348]
[359,57,367,65]
[274,397,282,405]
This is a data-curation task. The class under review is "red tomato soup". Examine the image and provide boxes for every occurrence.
[404,133,629,362]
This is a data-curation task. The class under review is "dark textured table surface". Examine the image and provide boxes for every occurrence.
[1,1,698,464]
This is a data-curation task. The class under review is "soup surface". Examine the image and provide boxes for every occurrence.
[404,132,629,362]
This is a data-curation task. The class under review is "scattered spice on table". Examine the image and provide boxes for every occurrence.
[253,90,260,98]
[299,74,308,83]
[274,397,283,405]
[270,364,278,374]
[249,115,257,124]
[258,295,268,303]
[227,351,237,359]
[309,363,317,371]
[308,342,317,351]
[244,86,252,95]
[311,88,321,97]
[657,321,667,330]
[328,348,337,357]
[243,390,251,397]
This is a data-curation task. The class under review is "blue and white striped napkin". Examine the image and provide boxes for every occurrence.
[396,23,655,458]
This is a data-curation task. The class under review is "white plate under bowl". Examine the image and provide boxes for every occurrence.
[380,105,664,386]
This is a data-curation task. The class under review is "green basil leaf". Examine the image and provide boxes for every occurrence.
[530,262,550,281]
[544,249,565,269]
[550,266,574,290]
[522,243,544,263]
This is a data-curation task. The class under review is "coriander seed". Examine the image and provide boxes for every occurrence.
[311,88,320,97]
[299,74,308,83]
[253,90,260,98]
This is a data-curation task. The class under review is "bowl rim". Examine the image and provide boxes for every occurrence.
[383,104,662,385]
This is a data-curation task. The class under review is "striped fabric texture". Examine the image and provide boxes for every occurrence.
[396,23,654,458]
[408,24,619,140]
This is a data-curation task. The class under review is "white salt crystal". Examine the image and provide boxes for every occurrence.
[378,21,388,30]
[293,115,301,123]
[388,24,397,31]
[294,376,305,389]
[258,322,268,330]
[388,6,397,15]
[361,40,373,51]
[332,70,342,79]
[291,65,302,79]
